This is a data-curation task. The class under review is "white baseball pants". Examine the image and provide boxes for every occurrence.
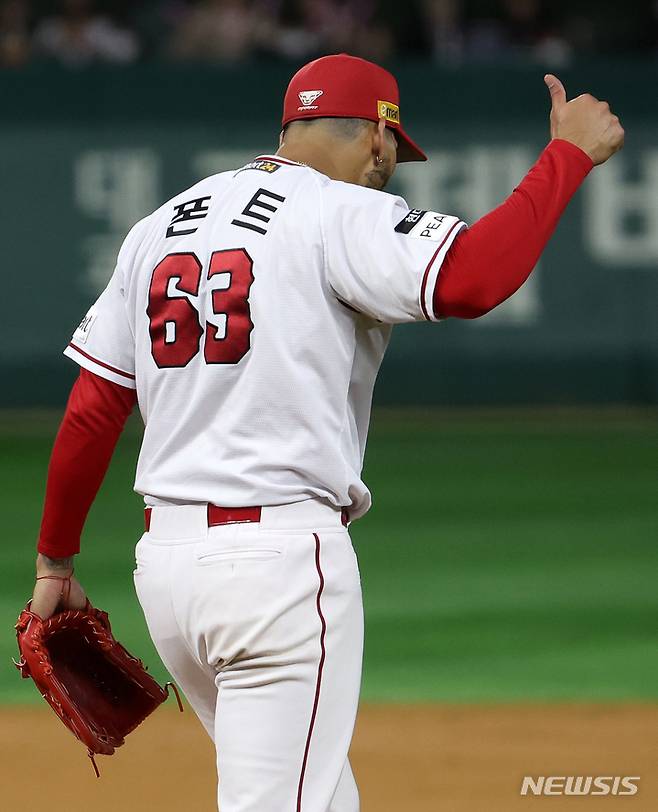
[133,500,363,812]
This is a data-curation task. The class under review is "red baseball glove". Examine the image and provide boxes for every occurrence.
[14,600,182,776]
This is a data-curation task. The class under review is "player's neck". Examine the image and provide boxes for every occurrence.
[276,143,361,186]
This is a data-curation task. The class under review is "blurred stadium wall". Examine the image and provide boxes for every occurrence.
[2,59,656,407]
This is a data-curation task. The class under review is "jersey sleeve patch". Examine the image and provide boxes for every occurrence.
[72,306,98,345]
[394,208,427,234]
[395,209,459,243]
[419,220,467,321]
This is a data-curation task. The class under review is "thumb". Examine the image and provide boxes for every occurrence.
[30,575,86,619]
[30,579,63,619]
[544,73,567,111]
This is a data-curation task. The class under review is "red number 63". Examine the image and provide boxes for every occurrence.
[146,249,254,368]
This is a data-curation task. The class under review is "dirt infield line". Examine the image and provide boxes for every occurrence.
[1,703,655,810]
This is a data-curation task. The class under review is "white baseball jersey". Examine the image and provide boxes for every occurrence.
[65,154,466,518]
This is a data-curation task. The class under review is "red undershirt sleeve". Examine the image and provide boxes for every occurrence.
[37,368,137,559]
[433,139,594,319]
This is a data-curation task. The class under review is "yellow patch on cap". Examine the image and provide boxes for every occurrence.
[377,100,400,125]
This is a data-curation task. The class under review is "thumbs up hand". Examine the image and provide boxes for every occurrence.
[544,74,624,166]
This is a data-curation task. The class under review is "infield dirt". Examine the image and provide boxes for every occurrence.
[2,703,656,810]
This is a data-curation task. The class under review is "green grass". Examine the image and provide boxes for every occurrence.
[2,409,657,703]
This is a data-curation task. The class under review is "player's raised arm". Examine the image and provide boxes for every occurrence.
[433,75,624,319]
[300,66,623,325]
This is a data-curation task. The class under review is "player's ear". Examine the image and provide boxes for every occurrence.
[372,118,386,164]
[278,129,285,147]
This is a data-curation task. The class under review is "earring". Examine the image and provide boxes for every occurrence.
[375,155,383,166]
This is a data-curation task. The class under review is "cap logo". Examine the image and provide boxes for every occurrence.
[298,90,323,110]
[377,100,400,125]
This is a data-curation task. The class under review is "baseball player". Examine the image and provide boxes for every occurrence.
[30,54,623,811]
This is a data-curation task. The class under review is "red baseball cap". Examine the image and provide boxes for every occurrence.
[282,53,427,163]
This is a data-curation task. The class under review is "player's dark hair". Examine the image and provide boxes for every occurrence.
[284,118,371,141]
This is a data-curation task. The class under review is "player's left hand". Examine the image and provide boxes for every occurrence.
[30,553,87,619]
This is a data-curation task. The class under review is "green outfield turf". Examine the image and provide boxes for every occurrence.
[2,409,657,704]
